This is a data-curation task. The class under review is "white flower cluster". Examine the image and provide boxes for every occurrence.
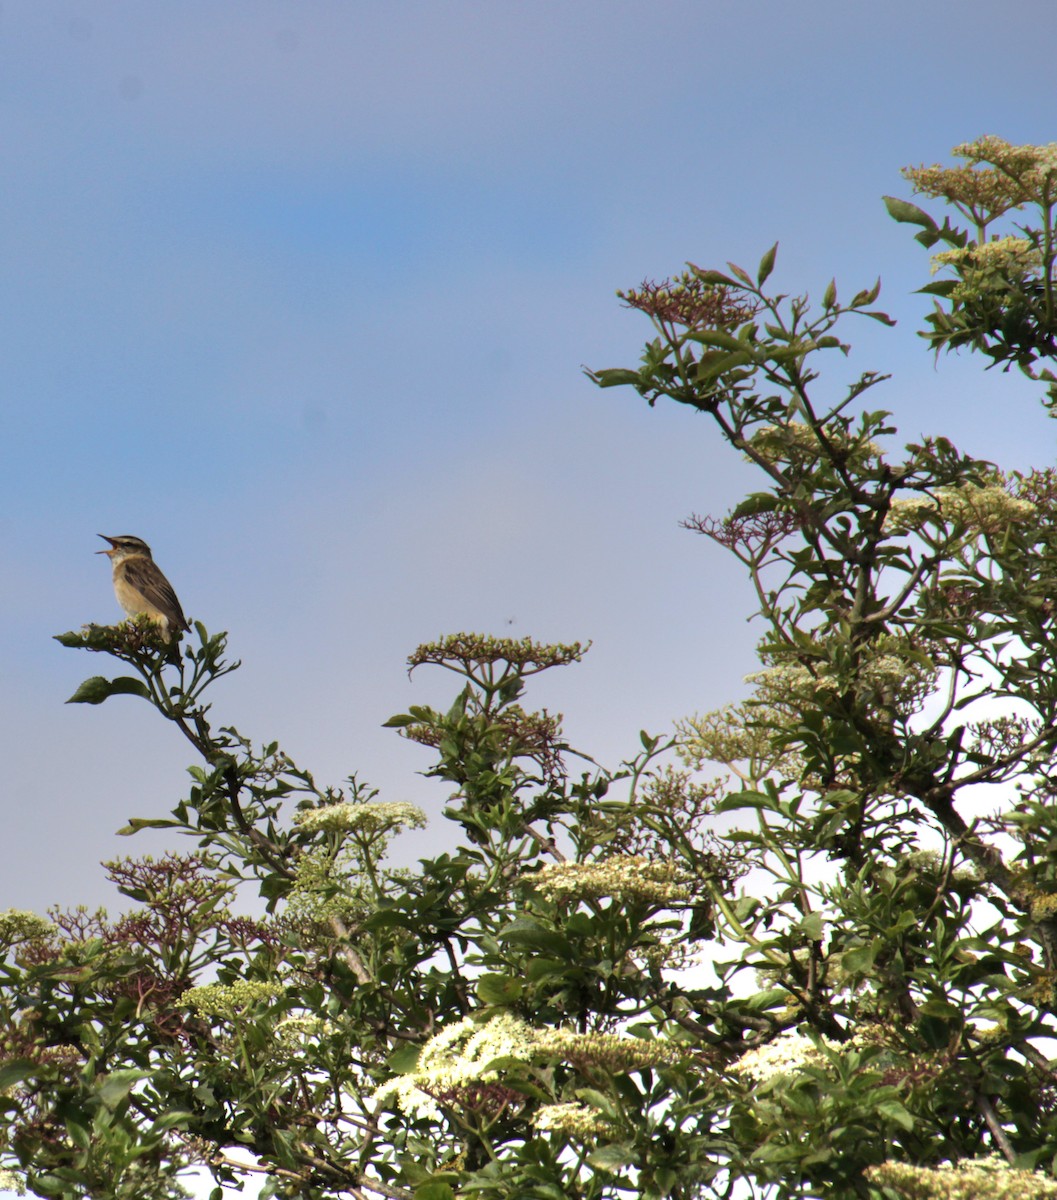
[532,1101,614,1138]
[0,1169,24,1196]
[527,857,691,905]
[902,850,980,888]
[867,1154,1057,1200]
[885,485,1036,536]
[374,1014,685,1121]
[747,640,936,716]
[294,801,427,836]
[730,1031,833,1083]
[747,422,882,467]
[374,1012,536,1121]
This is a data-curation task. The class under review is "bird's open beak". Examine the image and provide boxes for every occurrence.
[96,534,117,555]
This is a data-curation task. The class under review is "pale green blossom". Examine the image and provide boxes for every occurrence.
[748,422,881,466]
[902,850,980,887]
[181,980,282,1016]
[294,801,426,836]
[527,857,692,905]
[953,135,1057,186]
[885,485,1036,535]
[867,1154,1057,1200]
[534,1028,686,1071]
[931,236,1043,277]
[678,702,785,771]
[532,1101,615,1138]
[746,637,936,714]
[0,909,54,948]
[274,1015,333,1051]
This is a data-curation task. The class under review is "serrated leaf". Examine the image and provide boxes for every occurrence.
[153,1109,196,1132]
[883,195,938,230]
[476,974,524,1004]
[0,1059,35,1090]
[916,280,958,297]
[117,817,181,836]
[587,1143,636,1172]
[96,1068,150,1111]
[757,242,778,286]
[381,713,416,728]
[589,367,645,389]
[497,917,569,957]
[53,630,88,648]
[877,1100,914,1131]
[66,676,150,706]
[731,492,779,518]
[688,264,735,286]
[714,790,781,814]
[687,329,747,353]
[387,1043,421,1075]
[575,1087,620,1119]
[695,349,753,379]
[415,1183,456,1200]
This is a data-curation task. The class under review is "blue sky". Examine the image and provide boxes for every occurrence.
[4,1,1057,917]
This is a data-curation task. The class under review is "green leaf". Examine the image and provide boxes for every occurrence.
[152,1109,197,1132]
[798,911,825,941]
[730,492,779,518]
[96,1068,151,1111]
[883,195,938,230]
[714,790,782,814]
[575,1087,620,1120]
[497,917,570,957]
[387,1044,421,1075]
[587,1144,636,1172]
[916,279,958,297]
[476,973,524,1004]
[382,712,417,728]
[822,278,837,310]
[66,675,150,705]
[687,264,735,286]
[415,1183,456,1200]
[0,1059,35,1090]
[53,630,88,648]
[877,1100,915,1131]
[117,816,181,836]
[589,367,647,389]
[687,329,747,353]
[840,943,878,974]
[757,242,778,286]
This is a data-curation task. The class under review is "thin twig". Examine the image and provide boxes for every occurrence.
[976,1093,1016,1164]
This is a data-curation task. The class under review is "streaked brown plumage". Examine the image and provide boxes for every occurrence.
[97,534,190,640]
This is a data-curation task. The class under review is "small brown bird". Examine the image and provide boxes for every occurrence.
[97,534,190,640]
